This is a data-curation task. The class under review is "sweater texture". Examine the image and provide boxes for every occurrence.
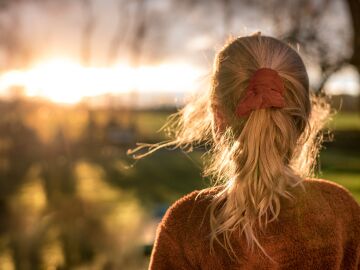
[149,178,360,269]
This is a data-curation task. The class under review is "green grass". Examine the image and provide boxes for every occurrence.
[318,147,360,203]
[327,112,360,130]
[317,171,360,202]
[119,147,360,205]
[131,111,360,204]
[117,150,206,206]
[134,111,172,140]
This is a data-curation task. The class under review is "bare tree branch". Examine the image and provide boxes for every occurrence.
[345,0,360,111]
[107,0,130,65]
[317,59,349,93]
[346,0,360,69]
[128,0,147,67]
[80,0,96,66]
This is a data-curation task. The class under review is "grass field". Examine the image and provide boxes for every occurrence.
[131,111,360,203]
[321,112,360,201]
[317,148,360,202]
[0,105,358,269]
[328,112,360,130]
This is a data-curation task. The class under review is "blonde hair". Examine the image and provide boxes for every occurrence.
[129,33,331,261]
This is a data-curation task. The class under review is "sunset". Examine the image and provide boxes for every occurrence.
[0,58,204,104]
[0,0,359,269]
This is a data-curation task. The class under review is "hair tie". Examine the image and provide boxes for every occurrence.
[235,68,285,117]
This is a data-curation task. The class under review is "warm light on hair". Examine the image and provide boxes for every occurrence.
[128,33,331,261]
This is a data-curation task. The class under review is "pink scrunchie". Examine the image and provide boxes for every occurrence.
[235,68,285,117]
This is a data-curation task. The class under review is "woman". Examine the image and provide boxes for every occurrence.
[130,33,360,269]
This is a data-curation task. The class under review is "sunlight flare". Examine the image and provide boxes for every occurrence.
[0,58,204,104]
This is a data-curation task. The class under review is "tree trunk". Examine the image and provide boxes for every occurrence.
[345,0,360,112]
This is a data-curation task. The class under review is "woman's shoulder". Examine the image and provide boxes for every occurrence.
[159,186,220,231]
[303,178,357,200]
[302,177,360,215]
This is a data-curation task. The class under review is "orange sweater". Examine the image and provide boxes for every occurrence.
[149,178,360,269]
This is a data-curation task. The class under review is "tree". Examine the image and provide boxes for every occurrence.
[346,0,360,111]
[80,0,96,66]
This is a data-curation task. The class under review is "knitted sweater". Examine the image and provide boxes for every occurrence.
[149,178,360,269]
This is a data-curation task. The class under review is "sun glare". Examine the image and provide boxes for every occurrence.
[0,58,204,104]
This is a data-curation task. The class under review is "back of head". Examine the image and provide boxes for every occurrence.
[129,33,331,260]
[210,34,312,183]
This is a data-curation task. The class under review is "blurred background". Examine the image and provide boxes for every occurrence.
[0,0,359,269]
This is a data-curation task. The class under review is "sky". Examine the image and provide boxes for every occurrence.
[0,0,357,105]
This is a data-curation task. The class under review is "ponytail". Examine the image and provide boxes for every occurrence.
[206,108,306,260]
